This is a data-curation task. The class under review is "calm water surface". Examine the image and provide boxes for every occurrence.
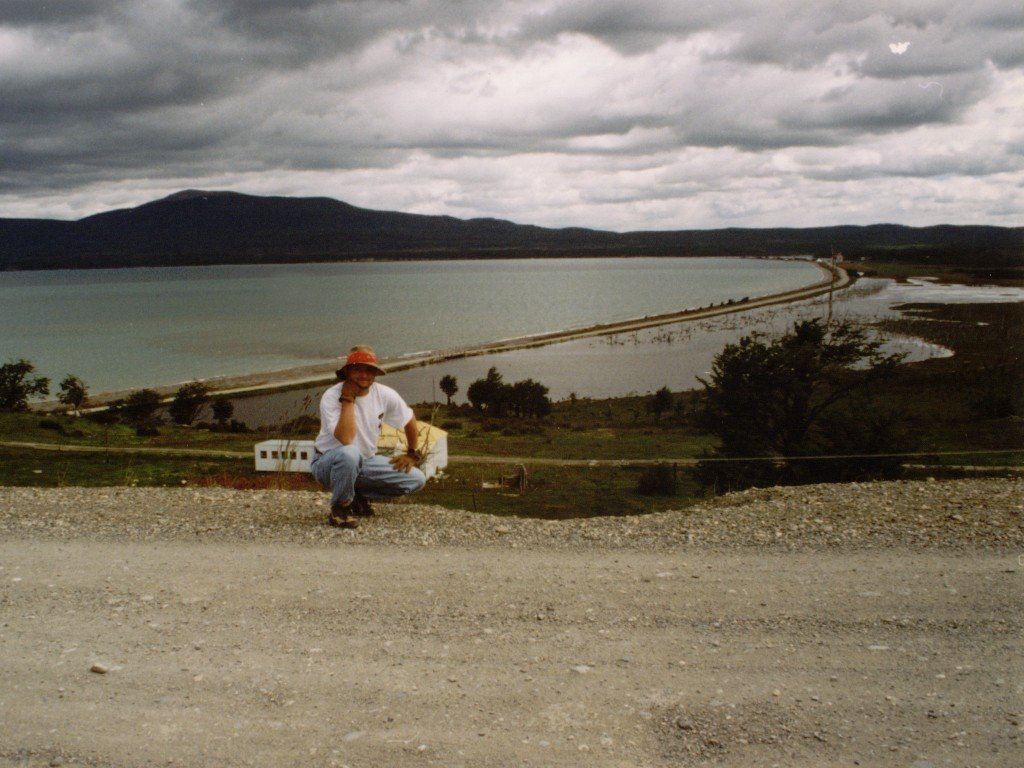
[0,257,821,393]
[230,277,1024,427]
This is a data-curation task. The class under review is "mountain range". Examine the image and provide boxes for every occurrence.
[1,189,1020,270]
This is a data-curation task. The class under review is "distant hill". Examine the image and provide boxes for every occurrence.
[1,189,1020,270]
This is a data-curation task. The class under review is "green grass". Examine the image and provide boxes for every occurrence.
[429,394,717,460]
[847,260,1024,286]
[0,446,253,488]
[415,461,703,520]
[0,399,713,518]
[0,410,296,453]
[871,301,1024,465]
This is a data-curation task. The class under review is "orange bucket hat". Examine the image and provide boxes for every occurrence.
[337,345,387,377]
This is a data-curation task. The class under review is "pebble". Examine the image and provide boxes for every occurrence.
[0,478,1020,552]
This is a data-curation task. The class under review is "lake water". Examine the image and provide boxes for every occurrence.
[0,257,822,394]
[226,276,1024,427]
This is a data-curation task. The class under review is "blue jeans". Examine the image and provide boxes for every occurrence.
[310,445,426,511]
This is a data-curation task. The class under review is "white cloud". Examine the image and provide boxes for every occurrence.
[0,0,1020,229]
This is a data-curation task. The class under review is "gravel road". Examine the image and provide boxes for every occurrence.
[1,478,1021,767]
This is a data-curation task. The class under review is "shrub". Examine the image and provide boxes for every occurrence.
[636,464,677,496]
[467,367,552,417]
[212,398,235,425]
[0,359,49,411]
[112,389,163,425]
[696,318,912,491]
[58,375,88,414]
[169,382,211,426]
[439,374,459,405]
[86,410,119,426]
[647,386,673,421]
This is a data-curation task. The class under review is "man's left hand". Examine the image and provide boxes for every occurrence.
[390,453,418,472]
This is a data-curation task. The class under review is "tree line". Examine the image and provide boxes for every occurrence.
[0,361,89,415]
[435,368,554,418]
[0,360,240,433]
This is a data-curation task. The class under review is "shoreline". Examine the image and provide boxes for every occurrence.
[71,261,848,409]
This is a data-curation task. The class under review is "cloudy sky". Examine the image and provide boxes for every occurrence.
[1,0,1021,230]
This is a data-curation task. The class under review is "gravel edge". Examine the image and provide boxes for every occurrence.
[1,477,1021,552]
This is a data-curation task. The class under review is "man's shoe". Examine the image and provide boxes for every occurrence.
[352,492,375,517]
[328,502,358,528]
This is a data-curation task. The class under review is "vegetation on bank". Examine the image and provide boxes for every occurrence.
[695,318,911,490]
[2,267,1020,517]
[847,259,1024,286]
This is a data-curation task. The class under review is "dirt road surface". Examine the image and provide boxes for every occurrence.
[1,482,1021,767]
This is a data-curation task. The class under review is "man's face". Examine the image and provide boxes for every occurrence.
[347,364,378,391]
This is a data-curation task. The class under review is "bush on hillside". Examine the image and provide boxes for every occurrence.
[695,318,915,491]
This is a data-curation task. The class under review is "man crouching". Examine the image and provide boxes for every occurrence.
[310,345,425,528]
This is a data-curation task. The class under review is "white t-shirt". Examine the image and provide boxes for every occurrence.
[314,381,414,458]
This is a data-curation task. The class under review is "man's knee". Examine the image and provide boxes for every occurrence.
[312,445,360,483]
[406,467,427,494]
[332,444,362,468]
[387,466,426,496]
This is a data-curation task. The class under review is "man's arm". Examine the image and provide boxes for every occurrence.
[332,380,361,445]
[389,416,420,472]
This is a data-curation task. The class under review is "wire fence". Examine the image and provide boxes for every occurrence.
[3,440,1021,469]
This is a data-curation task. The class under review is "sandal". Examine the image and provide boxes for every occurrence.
[328,502,359,528]
[327,512,358,529]
[351,492,375,517]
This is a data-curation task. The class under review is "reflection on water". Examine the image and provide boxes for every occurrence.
[230,277,1005,428]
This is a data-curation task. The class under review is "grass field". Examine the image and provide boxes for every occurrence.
[847,259,1024,286]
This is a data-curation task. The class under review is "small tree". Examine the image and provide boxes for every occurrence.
[971,359,1024,419]
[467,367,506,414]
[696,319,911,490]
[467,367,551,418]
[113,389,163,424]
[439,374,459,406]
[169,381,210,426]
[58,375,88,415]
[212,397,235,427]
[636,463,677,496]
[647,386,673,422]
[0,359,50,411]
[509,379,552,417]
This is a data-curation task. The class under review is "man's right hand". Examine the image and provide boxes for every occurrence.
[340,379,364,401]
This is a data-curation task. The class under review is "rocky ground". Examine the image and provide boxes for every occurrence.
[1,477,1021,551]
[1,478,1021,767]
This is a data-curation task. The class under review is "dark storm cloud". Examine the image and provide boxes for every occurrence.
[514,0,723,53]
[0,0,110,25]
[188,0,398,66]
[0,0,1020,227]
